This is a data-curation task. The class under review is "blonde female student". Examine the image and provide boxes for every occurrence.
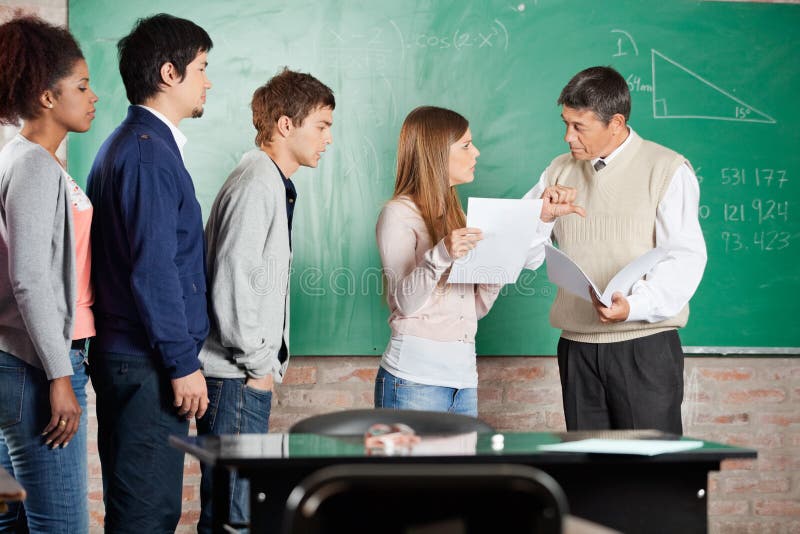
[374,106,584,417]
[374,106,498,416]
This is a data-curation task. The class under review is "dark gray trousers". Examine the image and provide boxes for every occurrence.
[557,330,684,435]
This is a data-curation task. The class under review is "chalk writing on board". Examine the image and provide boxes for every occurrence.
[611,29,639,57]
[321,27,395,75]
[695,167,705,185]
[723,202,789,225]
[718,196,792,252]
[403,19,510,51]
[696,162,794,254]
[650,49,776,124]
[751,199,789,225]
[721,168,789,188]
[319,18,510,77]
[722,231,791,253]
[342,75,399,128]
[389,20,406,62]
[626,74,652,93]
[753,231,791,251]
[723,203,747,223]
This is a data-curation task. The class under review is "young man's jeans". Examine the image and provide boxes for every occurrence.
[197,377,272,534]
[374,366,478,416]
[0,348,89,534]
[89,351,189,533]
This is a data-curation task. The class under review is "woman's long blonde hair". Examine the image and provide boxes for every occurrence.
[393,106,468,242]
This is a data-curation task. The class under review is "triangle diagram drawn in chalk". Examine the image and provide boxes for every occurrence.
[651,49,775,124]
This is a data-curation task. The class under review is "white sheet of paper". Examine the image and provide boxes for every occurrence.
[545,245,668,307]
[412,432,478,456]
[538,439,704,456]
[447,198,543,285]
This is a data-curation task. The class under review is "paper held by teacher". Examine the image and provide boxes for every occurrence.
[545,244,668,307]
[447,197,543,285]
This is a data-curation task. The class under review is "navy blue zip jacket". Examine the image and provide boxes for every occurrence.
[87,106,209,378]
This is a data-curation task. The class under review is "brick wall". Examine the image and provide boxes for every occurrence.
[3,1,799,532]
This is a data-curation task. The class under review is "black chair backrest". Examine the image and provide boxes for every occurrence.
[288,408,494,436]
[283,463,569,534]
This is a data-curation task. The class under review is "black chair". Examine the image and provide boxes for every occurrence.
[288,408,494,436]
[282,463,568,534]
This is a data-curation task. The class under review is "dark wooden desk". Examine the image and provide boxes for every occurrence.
[171,430,756,534]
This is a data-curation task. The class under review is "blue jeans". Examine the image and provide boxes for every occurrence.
[197,377,272,534]
[89,351,189,533]
[0,348,89,534]
[374,367,478,417]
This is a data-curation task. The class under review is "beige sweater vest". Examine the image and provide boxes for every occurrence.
[547,134,690,343]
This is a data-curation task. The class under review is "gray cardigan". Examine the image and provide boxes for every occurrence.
[199,149,291,381]
[0,135,76,379]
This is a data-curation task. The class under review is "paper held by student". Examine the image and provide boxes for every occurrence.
[545,244,668,307]
[447,197,543,285]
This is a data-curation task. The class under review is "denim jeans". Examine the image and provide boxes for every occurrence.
[0,348,89,534]
[89,351,189,533]
[374,367,478,417]
[197,377,272,534]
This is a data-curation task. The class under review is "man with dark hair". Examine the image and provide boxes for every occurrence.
[85,13,213,532]
[196,67,334,533]
[524,66,707,434]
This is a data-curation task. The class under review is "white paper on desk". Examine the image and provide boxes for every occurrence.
[220,434,286,458]
[411,432,478,456]
[545,245,668,307]
[538,439,704,456]
[447,198,542,285]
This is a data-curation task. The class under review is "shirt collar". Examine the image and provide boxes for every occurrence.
[591,126,637,167]
[137,105,188,160]
[267,155,294,186]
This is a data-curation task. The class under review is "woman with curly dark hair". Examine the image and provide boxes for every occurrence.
[0,14,98,533]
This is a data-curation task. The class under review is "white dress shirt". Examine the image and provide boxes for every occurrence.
[137,105,188,161]
[523,128,707,324]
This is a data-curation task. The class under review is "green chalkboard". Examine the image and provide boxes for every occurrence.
[68,0,800,355]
